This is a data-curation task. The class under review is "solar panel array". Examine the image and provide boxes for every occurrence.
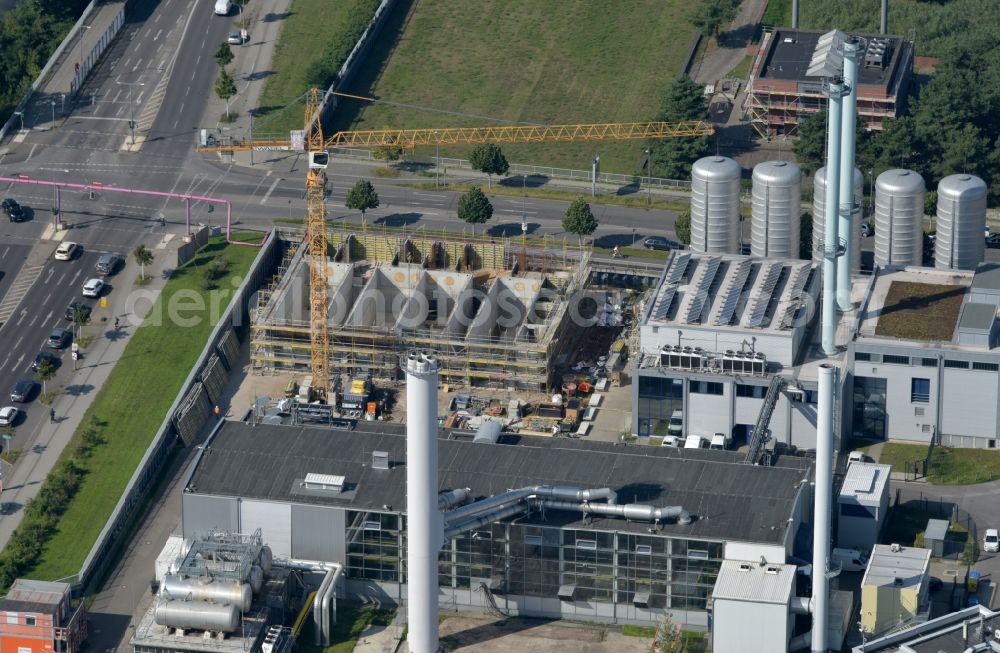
[666,253,691,285]
[745,262,784,328]
[779,265,815,329]
[714,259,751,326]
[652,287,677,321]
[682,257,721,324]
[685,289,710,324]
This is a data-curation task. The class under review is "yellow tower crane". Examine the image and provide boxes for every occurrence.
[200,89,714,401]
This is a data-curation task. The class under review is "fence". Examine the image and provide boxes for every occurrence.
[891,488,978,563]
[69,7,125,97]
[76,232,283,590]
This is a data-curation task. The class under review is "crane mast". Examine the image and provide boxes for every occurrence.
[305,89,331,401]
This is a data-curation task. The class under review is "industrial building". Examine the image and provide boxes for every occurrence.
[178,418,813,629]
[852,604,1000,652]
[837,462,891,552]
[744,28,914,136]
[859,544,931,638]
[0,580,87,653]
[249,230,592,391]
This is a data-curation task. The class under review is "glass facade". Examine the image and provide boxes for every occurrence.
[346,512,724,616]
[853,376,887,440]
[636,373,684,437]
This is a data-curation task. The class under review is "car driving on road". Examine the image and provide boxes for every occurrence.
[3,198,24,222]
[54,241,79,261]
[47,328,72,349]
[82,278,105,298]
[0,406,18,426]
[985,529,999,553]
[11,379,37,403]
[31,352,60,371]
[96,253,123,275]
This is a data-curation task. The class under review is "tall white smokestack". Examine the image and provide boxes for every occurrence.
[812,363,837,653]
[404,350,442,653]
[837,39,862,311]
[821,79,847,355]
[792,0,799,28]
[880,0,888,35]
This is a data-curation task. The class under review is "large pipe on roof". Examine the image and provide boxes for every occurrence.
[880,0,888,35]
[790,596,813,615]
[535,499,692,525]
[821,79,847,355]
[837,38,862,311]
[811,363,837,653]
[790,630,812,652]
[404,350,442,653]
[444,486,618,525]
[437,488,472,511]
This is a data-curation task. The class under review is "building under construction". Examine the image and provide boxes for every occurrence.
[250,229,592,391]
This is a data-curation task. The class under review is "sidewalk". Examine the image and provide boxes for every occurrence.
[14,1,127,135]
[0,238,177,550]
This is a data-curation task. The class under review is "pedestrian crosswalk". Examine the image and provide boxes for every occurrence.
[0,263,44,326]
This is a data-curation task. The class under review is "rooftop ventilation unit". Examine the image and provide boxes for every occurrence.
[304,473,345,493]
[372,451,390,470]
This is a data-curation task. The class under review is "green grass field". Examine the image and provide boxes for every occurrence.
[333,0,700,176]
[27,237,260,581]
[253,0,381,136]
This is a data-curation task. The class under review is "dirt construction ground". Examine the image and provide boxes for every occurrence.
[438,615,653,652]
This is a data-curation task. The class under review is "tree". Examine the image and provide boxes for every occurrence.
[793,110,828,176]
[674,211,691,245]
[800,212,813,260]
[688,0,739,43]
[345,179,379,226]
[214,42,233,68]
[562,197,599,246]
[36,359,56,394]
[373,145,403,164]
[71,304,90,339]
[648,76,709,179]
[133,244,153,281]
[469,143,509,188]
[215,69,237,119]
[456,186,493,233]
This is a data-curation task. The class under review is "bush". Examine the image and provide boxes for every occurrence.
[302,0,382,89]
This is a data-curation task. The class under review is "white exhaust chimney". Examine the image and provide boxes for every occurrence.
[821,79,847,355]
[811,363,837,653]
[792,0,799,29]
[404,350,443,653]
[837,39,862,311]
[880,0,889,35]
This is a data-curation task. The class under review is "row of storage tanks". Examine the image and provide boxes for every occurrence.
[689,155,989,270]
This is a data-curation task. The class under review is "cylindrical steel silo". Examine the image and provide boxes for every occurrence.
[935,174,987,270]
[690,156,741,254]
[161,574,252,611]
[751,160,802,258]
[873,169,925,268]
[812,167,863,271]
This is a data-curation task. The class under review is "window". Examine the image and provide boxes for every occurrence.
[363,521,382,531]
[524,534,543,546]
[973,362,999,372]
[804,390,818,404]
[944,359,970,369]
[910,378,930,403]
[852,376,887,441]
[6,614,16,625]
[689,380,723,395]
[922,424,932,433]
[576,539,598,550]
[635,545,652,555]
[855,352,871,362]
[882,354,910,365]
[736,384,766,398]
[921,358,938,367]
[687,549,709,560]
[24,617,35,626]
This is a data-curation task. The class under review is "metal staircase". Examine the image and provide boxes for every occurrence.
[744,374,785,464]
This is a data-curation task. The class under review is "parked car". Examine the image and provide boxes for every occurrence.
[96,253,123,275]
[987,234,1000,249]
[0,406,18,426]
[709,433,731,450]
[54,241,79,261]
[666,409,683,437]
[10,379,37,403]
[831,547,869,572]
[684,434,708,449]
[31,351,60,371]
[65,302,92,322]
[860,221,874,237]
[227,31,249,45]
[660,435,681,448]
[984,529,999,553]
[214,0,232,15]
[47,327,72,349]
[2,198,24,222]
[643,236,683,251]
[82,278,105,298]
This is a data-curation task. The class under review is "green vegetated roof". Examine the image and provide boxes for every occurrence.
[874,281,965,341]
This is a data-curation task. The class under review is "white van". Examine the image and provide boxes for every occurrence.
[667,409,683,437]
[660,435,681,448]
[684,434,707,449]
[709,433,731,450]
[214,0,232,15]
[831,547,870,572]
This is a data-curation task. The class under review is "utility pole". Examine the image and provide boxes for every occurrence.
[434,132,440,188]
[117,81,144,146]
[644,148,652,206]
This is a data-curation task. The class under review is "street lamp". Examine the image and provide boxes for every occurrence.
[116,81,144,146]
[76,24,92,88]
[13,111,23,133]
[644,148,652,206]
[434,131,440,188]
[868,169,874,218]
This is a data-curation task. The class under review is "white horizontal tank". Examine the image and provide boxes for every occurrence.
[751,160,802,258]
[690,156,741,254]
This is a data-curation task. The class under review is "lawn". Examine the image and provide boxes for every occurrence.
[761,0,791,29]
[874,281,965,341]
[884,503,976,564]
[927,447,1000,485]
[296,606,395,653]
[253,0,382,136]
[333,0,700,176]
[874,442,929,475]
[26,237,260,581]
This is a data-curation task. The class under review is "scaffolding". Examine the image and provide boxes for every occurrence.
[250,231,590,391]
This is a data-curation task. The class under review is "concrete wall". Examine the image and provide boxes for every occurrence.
[941,368,998,445]
[640,327,796,367]
[712,599,790,653]
[182,493,239,538]
[687,383,732,436]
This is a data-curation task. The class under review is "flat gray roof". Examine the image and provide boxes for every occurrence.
[861,544,930,591]
[187,420,812,544]
[958,302,996,332]
[972,262,1000,293]
[713,559,795,604]
[839,462,890,504]
[853,605,1000,653]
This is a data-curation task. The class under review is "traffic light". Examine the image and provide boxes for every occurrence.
[207,205,215,213]
[52,207,59,216]
[128,120,136,130]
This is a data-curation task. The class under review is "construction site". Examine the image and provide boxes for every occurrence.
[249,228,605,393]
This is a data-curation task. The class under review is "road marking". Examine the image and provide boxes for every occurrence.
[13,336,22,350]
[0,247,7,259]
[70,269,82,285]
[15,309,26,326]
[153,29,162,41]
[135,90,145,105]
[260,178,281,204]
[155,234,175,250]
[26,143,37,160]
[0,262,44,324]
[132,58,142,72]
[122,57,131,70]
[43,292,51,305]
[66,115,131,122]
[13,354,23,372]
[195,55,201,67]
[43,310,52,325]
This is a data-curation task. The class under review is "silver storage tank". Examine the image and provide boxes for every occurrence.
[155,599,240,632]
[935,174,987,270]
[248,565,264,594]
[161,574,253,611]
[813,166,863,271]
[751,160,802,258]
[690,156,741,254]
[874,169,925,267]
[258,546,273,575]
